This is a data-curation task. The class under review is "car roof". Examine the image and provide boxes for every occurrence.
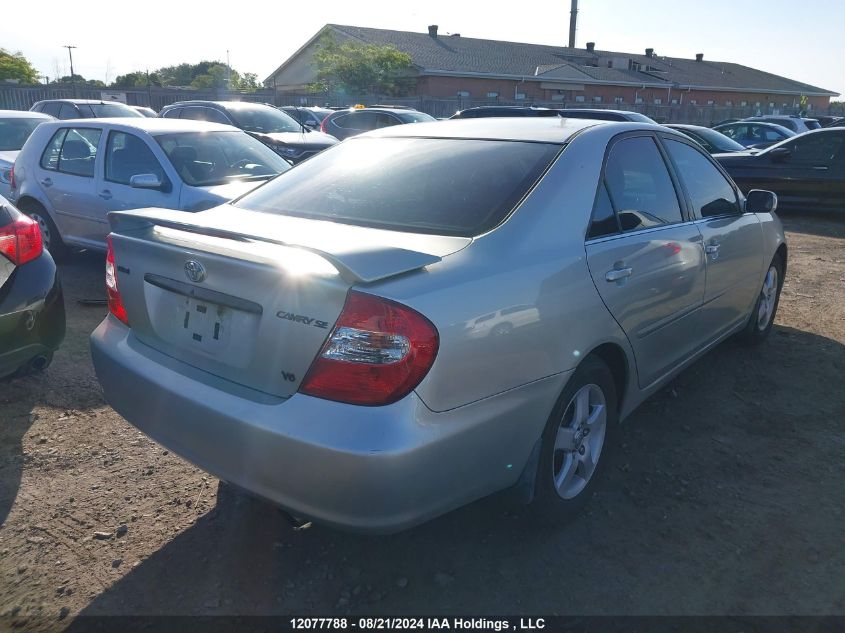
[362,117,653,143]
[0,110,53,120]
[163,100,274,110]
[716,121,792,130]
[665,123,710,131]
[35,99,130,105]
[38,117,236,135]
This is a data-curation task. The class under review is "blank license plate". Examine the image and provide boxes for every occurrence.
[181,298,231,354]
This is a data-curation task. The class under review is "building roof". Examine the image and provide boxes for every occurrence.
[268,24,838,97]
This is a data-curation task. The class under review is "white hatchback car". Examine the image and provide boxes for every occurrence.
[9,118,290,257]
[0,110,54,199]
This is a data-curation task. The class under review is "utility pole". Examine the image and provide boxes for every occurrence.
[568,0,578,48]
[226,49,231,92]
[63,45,77,97]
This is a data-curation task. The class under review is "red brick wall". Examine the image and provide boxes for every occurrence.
[415,76,831,110]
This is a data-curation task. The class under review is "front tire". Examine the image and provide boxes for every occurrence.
[738,255,784,345]
[530,356,618,524]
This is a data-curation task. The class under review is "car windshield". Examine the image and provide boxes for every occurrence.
[80,104,143,118]
[226,105,302,133]
[0,118,45,150]
[235,137,561,237]
[690,127,747,152]
[155,131,290,187]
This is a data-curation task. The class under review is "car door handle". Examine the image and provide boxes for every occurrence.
[99,190,113,200]
[812,166,828,171]
[705,243,720,255]
[40,177,52,187]
[605,267,633,282]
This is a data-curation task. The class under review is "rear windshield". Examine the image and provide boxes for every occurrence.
[0,118,45,150]
[226,106,302,133]
[156,131,290,187]
[235,137,561,237]
[80,104,142,118]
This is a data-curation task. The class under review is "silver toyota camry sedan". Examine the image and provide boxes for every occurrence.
[90,118,786,533]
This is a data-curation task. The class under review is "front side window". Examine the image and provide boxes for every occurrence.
[225,105,301,133]
[42,103,61,117]
[235,137,561,237]
[397,112,436,124]
[80,103,142,118]
[604,136,683,231]
[105,131,166,185]
[665,139,739,218]
[156,131,289,187]
[783,133,845,166]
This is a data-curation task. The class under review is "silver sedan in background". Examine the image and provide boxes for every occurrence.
[91,118,786,533]
[0,110,54,199]
[10,118,290,257]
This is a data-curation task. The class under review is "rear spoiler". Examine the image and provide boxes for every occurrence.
[108,208,443,284]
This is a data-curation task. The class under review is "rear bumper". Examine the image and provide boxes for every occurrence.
[90,317,565,533]
[0,253,65,378]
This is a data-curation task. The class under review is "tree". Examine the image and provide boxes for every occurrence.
[0,49,39,84]
[310,35,414,96]
[238,72,260,92]
[56,74,106,88]
[113,71,155,88]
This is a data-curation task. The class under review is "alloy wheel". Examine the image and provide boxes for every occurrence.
[756,265,779,331]
[552,383,607,500]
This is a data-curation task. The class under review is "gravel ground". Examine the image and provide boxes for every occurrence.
[1,211,844,630]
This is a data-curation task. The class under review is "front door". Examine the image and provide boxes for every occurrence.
[585,135,706,388]
[663,137,764,340]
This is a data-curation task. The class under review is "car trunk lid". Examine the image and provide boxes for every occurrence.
[108,206,469,398]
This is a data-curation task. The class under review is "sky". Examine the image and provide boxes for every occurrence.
[3,0,843,97]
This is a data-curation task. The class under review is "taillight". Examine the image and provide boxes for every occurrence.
[320,116,329,133]
[9,165,15,190]
[300,291,439,406]
[0,214,42,265]
[105,236,129,326]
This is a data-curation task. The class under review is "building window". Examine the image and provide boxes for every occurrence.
[755,102,761,107]
[457,90,470,97]
[670,99,678,105]
[575,95,585,103]
[769,102,775,108]
[635,97,643,104]
[515,92,526,100]
[782,103,788,108]
[486,92,498,98]
[740,101,747,106]
[689,99,697,105]
[593,96,602,103]
[614,96,623,104]
[551,94,565,102]
[725,100,733,106]
[653,98,662,105]
[707,100,715,105]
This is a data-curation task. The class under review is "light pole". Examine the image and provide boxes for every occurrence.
[63,45,77,97]
[226,49,231,92]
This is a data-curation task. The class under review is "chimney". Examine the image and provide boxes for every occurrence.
[695,53,704,62]
[645,48,654,58]
[586,42,595,52]
[569,0,578,48]
[428,24,438,37]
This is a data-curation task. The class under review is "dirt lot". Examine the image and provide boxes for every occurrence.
[1,212,844,629]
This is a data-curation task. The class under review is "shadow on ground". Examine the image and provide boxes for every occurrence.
[64,326,845,622]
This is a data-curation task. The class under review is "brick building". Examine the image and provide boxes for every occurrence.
[265,24,838,113]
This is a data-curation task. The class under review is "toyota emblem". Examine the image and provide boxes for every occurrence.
[184,260,206,283]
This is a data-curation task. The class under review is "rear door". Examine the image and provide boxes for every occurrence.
[33,126,104,246]
[663,137,763,339]
[780,131,845,209]
[585,133,706,388]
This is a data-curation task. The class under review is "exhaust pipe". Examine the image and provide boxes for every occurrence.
[30,355,49,371]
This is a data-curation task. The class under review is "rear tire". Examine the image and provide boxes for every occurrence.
[738,254,784,345]
[529,356,619,525]
[19,201,69,260]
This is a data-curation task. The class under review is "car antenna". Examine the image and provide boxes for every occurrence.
[293,104,308,134]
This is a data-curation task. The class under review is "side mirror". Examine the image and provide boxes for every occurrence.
[746,189,778,214]
[129,173,163,189]
[768,147,791,162]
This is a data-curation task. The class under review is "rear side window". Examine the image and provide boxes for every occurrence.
[161,108,181,119]
[42,103,61,118]
[58,104,79,120]
[604,136,683,231]
[236,137,561,237]
[587,183,618,239]
[664,139,740,218]
[41,128,101,177]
